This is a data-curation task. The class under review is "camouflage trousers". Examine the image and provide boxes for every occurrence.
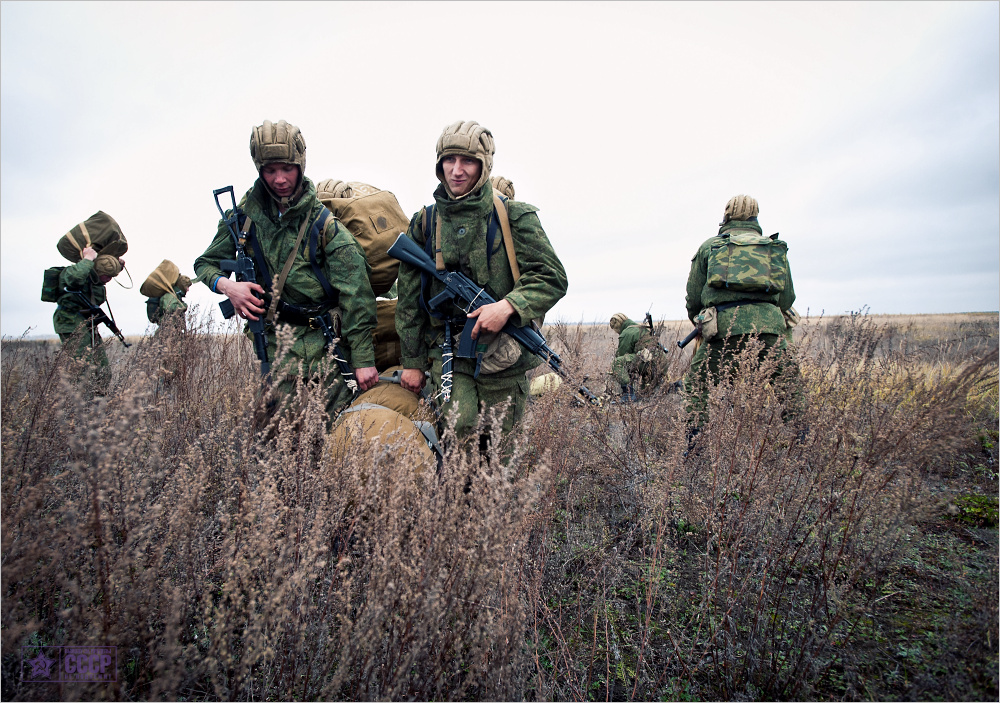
[59,322,111,396]
[428,348,529,447]
[682,333,801,427]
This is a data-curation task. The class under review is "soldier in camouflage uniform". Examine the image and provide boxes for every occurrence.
[683,195,798,426]
[195,120,379,419]
[53,246,125,395]
[396,120,568,449]
[609,313,669,402]
[143,260,191,332]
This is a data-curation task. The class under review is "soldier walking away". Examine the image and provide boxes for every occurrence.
[49,246,126,396]
[682,194,800,430]
[142,259,191,332]
[395,120,568,454]
[194,119,379,426]
[608,313,669,402]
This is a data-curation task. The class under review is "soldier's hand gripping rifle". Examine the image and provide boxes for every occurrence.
[387,233,601,406]
[65,289,131,347]
[213,186,270,377]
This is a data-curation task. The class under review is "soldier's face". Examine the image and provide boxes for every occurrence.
[261,163,300,198]
[441,155,481,197]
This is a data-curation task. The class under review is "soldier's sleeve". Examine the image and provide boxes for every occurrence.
[322,219,377,368]
[395,211,433,370]
[193,217,237,292]
[60,258,96,289]
[160,292,187,314]
[685,244,708,323]
[504,203,568,327]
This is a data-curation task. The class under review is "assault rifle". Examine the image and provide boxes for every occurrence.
[387,233,601,406]
[677,327,700,349]
[213,186,270,376]
[644,312,671,355]
[65,289,130,347]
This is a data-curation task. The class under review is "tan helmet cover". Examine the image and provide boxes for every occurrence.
[140,259,181,297]
[610,313,629,333]
[435,120,494,198]
[94,254,123,279]
[250,120,307,206]
[490,175,515,200]
[722,195,759,224]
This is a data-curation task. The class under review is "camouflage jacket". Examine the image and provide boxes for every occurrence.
[396,182,568,373]
[194,177,377,374]
[53,259,107,335]
[147,289,187,325]
[615,319,658,357]
[685,219,795,337]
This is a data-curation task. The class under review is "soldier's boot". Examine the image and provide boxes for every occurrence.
[620,384,638,404]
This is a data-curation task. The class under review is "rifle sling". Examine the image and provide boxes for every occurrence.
[266,217,311,325]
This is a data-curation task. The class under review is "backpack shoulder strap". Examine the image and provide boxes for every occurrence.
[492,193,520,282]
[421,204,445,271]
[308,208,337,303]
[241,214,274,291]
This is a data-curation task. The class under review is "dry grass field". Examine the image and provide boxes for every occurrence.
[2,310,997,701]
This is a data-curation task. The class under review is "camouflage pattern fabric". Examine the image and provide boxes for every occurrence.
[685,219,795,337]
[396,180,567,440]
[683,218,799,427]
[683,333,800,427]
[53,259,111,394]
[148,289,188,326]
[610,319,669,392]
[705,230,788,293]
[194,176,378,414]
[428,346,529,441]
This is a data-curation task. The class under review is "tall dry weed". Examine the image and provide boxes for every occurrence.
[2,311,996,700]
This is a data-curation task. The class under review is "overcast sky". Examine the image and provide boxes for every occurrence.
[2,1,997,339]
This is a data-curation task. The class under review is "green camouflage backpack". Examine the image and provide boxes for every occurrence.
[41,266,66,302]
[706,230,788,293]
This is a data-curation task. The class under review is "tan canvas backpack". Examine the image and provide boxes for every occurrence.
[315,180,409,297]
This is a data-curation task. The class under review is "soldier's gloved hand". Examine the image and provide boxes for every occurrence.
[81,247,98,262]
[638,348,653,362]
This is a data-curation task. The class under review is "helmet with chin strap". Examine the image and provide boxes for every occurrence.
[435,120,495,199]
[250,120,307,206]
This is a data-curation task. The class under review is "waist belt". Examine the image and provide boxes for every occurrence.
[715,299,773,312]
[275,304,333,328]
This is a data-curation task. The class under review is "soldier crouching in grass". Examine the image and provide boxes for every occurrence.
[395,120,568,456]
[682,194,801,437]
[194,119,379,429]
[608,312,670,403]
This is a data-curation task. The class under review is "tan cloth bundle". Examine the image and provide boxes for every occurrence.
[57,211,128,262]
[140,260,181,298]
